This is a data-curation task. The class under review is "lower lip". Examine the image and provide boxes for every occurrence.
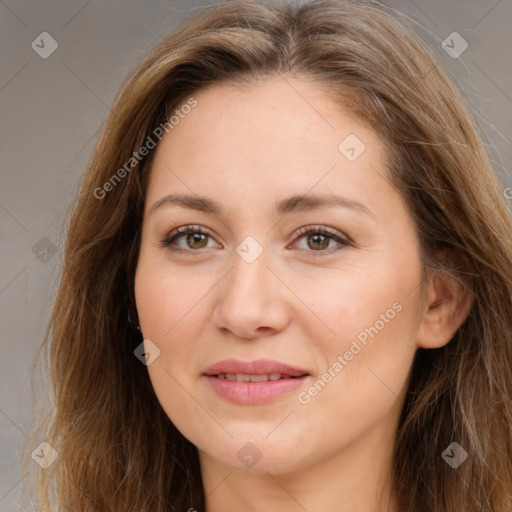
[204,375,309,405]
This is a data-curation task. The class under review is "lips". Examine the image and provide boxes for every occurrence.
[203,358,310,378]
[203,358,311,405]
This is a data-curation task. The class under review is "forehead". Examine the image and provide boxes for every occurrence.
[145,76,390,215]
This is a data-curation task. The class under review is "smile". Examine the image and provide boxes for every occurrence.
[204,373,310,405]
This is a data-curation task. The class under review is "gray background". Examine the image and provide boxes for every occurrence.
[1,0,511,510]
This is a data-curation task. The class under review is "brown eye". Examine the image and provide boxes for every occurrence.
[306,233,330,250]
[293,225,351,256]
[161,225,218,253]
[185,232,208,249]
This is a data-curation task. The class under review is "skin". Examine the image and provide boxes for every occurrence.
[134,76,473,512]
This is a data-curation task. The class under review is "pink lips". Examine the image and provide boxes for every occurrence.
[203,358,310,405]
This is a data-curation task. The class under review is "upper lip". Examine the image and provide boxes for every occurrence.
[203,358,310,377]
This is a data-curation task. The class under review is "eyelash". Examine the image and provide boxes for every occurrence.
[160,224,351,257]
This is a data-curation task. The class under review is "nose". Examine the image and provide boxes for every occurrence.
[211,240,291,340]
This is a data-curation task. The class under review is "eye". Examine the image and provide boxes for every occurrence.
[291,225,351,256]
[160,224,220,254]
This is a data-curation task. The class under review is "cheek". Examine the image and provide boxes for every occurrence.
[135,254,212,343]
[291,286,417,463]
[300,260,421,402]
[134,256,217,428]
[294,260,414,347]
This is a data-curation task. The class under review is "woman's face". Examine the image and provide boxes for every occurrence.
[134,77,426,475]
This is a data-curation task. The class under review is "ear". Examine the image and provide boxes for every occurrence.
[417,271,474,349]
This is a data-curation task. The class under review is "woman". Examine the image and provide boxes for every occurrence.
[23,0,512,511]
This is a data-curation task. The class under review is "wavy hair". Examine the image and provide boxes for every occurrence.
[22,0,512,510]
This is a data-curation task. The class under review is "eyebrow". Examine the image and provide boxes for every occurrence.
[149,192,375,219]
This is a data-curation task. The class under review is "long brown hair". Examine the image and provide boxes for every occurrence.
[22,0,512,510]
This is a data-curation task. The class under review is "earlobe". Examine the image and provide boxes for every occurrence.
[417,272,474,349]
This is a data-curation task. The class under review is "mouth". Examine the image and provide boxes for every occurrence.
[211,372,308,382]
[203,358,310,378]
[203,359,311,405]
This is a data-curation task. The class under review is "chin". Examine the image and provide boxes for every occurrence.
[195,430,313,475]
